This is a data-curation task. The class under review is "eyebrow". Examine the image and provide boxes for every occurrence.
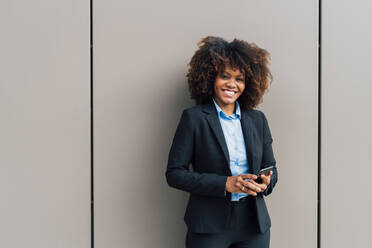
[222,71,245,77]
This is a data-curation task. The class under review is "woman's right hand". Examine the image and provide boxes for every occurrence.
[225,174,262,196]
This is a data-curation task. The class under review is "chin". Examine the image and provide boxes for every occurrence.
[223,98,236,104]
[223,94,239,102]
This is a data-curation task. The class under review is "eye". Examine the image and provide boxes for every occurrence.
[221,74,229,79]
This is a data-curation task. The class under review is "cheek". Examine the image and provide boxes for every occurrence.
[239,85,245,94]
[213,84,218,94]
[214,80,223,92]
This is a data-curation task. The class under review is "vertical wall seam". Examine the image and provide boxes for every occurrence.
[90,0,94,247]
[317,0,322,247]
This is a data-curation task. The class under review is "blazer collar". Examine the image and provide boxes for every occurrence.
[202,99,259,174]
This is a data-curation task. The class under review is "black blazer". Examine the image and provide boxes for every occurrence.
[165,99,278,234]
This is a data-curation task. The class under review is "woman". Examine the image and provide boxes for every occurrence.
[166,36,278,248]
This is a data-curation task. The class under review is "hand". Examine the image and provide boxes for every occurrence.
[225,174,262,196]
[256,170,273,192]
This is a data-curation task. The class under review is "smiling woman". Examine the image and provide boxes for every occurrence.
[166,36,277,248]
[187,36,273,111]
[213,67,246,116]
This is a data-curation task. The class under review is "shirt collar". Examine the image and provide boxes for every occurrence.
[212,97,241,120]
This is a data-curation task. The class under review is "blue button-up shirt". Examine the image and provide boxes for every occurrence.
[212,98,249,201]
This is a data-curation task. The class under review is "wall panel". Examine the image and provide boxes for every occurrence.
[0,1,90,247]
[322,1,372,247]
[94,1,318,247]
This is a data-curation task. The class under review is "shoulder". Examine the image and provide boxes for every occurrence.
[243,108,265,121]
[254,109,270,125]
[243,109,271,131]
[175,104,204,129]
[249,109,272,138]
[183,104,204,116]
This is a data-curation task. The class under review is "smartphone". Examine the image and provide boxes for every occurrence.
[254,166,274,184]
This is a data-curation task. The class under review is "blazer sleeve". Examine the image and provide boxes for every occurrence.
[260,111,278,196]
[165,109,228,198]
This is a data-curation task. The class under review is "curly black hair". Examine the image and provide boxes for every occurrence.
[186,36,273,110]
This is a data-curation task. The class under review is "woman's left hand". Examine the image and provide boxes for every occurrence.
[250,170,273,193]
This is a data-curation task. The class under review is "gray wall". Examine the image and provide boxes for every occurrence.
[0,0,90,247]
[2,0,372,247]
[322,0,372,247]
[94,0,318,247]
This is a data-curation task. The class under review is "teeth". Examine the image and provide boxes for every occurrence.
[224,90,235,95]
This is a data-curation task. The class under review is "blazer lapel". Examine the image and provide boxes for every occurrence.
[202,101,230,168]
[202,99,259,175]
[240,110,260,174]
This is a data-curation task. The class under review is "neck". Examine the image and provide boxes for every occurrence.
[214,98,236,116]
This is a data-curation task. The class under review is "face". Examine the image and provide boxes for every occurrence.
[213,66,245,107]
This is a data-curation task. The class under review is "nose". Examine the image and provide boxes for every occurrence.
[226,79,237,87]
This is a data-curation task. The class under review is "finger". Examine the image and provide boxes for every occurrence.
[245,180,266,191]
[259,183,268,191]
[240,173,258,180]
[256,182,268,191]
[244,179,260,187]
[261,178,270,186]
[260,171,272,178]
[246,190,257,196]
[260,174,271,184]
[238,184,253,194]
[244,178,264,191]
[238,177,256,187]
[241,187,257,196]
[241,180,262,193]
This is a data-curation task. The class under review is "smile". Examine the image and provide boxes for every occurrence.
[222,89,237,96]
